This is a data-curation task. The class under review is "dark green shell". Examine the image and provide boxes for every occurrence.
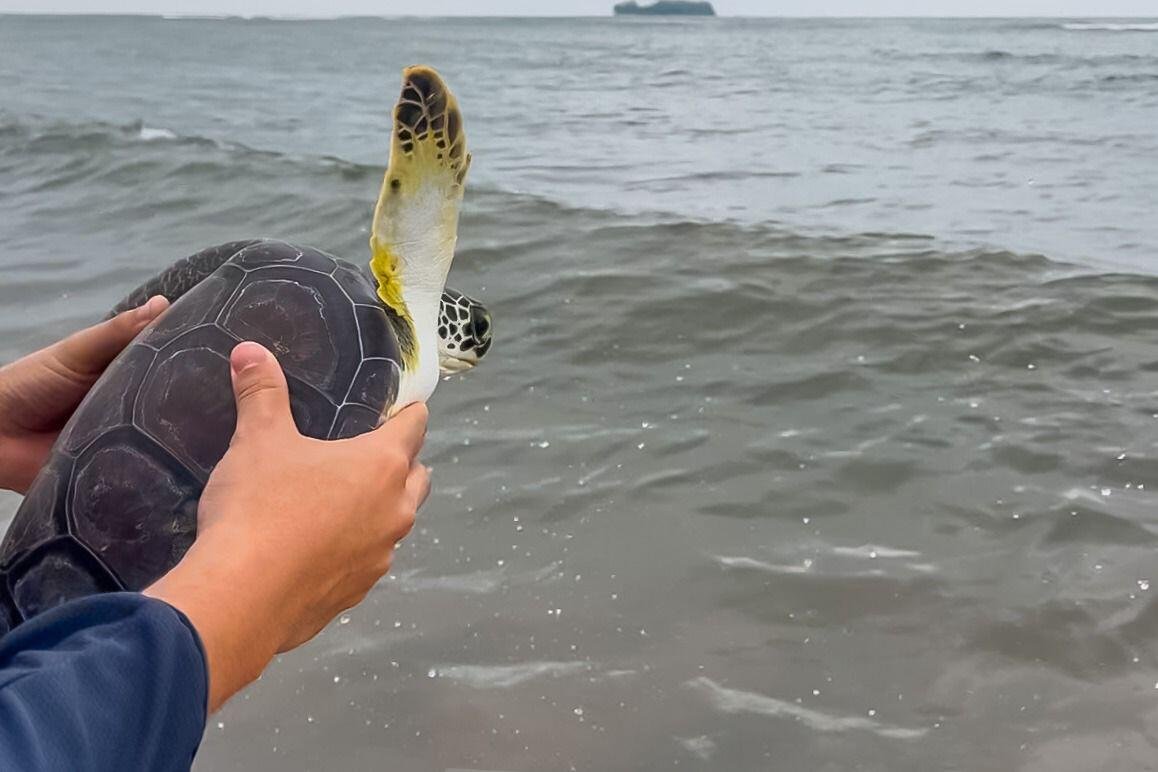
[0,240,401,634]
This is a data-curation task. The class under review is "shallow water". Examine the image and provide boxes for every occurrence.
[3,14,1158,771]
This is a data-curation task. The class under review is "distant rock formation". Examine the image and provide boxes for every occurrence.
[613,1,716,16]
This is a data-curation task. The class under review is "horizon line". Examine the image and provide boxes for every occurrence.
[2,10,1157,18]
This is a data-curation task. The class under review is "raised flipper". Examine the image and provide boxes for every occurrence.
[107,240,264,318]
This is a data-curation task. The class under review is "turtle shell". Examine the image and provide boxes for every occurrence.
[0,240,401,634]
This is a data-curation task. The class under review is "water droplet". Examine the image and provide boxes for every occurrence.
[1139,580,1151,591]
[573,707,584,717]
[427,668,437,679]
[339,615,350,625]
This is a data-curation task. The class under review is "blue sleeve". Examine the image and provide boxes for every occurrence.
[0,593,208,772]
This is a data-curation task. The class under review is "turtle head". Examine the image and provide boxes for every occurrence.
[437,288,493,375]
[370,65,471,406]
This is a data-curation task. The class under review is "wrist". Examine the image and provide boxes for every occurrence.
[144,536,290,712]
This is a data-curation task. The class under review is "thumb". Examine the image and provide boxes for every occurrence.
[229,342,293,439]
[50,295,170,380]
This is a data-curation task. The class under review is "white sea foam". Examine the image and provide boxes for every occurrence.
[715,555,812,574]
[393,568,504,594]
[138,126,178,141]
[831,544,922,559]
[434,661,589,689]
[599,669,639,680]
[717,545,926,578]
[1062,22,1158,31]
[687,677,927,740]
[1062,487,1105,505]
[392,561,561,594]
[677,734,717,761]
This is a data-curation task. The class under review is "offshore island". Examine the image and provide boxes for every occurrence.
[613,1,717,15]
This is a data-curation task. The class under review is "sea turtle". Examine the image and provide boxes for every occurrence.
[0,65,487,635]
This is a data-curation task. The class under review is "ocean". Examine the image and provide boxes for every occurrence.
[2,13,1158,771]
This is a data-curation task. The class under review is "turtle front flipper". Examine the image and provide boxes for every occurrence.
[107,240,265,318]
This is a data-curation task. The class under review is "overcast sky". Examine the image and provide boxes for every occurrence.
[3,0,1155,16]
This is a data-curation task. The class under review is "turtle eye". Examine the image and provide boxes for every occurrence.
[390,178,401,191]
[470,305,492,340]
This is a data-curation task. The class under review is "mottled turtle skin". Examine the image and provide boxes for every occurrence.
[0,239,401,635]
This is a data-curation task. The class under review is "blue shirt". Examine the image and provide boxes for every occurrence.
[0,593,208,771]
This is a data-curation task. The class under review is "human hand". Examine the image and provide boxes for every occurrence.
[0,296,169,493]
[145,341,430,712]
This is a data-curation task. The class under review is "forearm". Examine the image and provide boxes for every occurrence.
[0,593,206,771]
[144,537,291,713]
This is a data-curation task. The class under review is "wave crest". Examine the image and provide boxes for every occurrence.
[1062,22,1158,32]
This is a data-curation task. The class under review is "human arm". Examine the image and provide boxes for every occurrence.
[144,341,429,712]
[0,325,426,763]
[0,593,207,772]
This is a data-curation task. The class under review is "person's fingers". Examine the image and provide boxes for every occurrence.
[406,464,432,510]
[229,342,294,438]
[49,295,170,378]
[361,402,428,460]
